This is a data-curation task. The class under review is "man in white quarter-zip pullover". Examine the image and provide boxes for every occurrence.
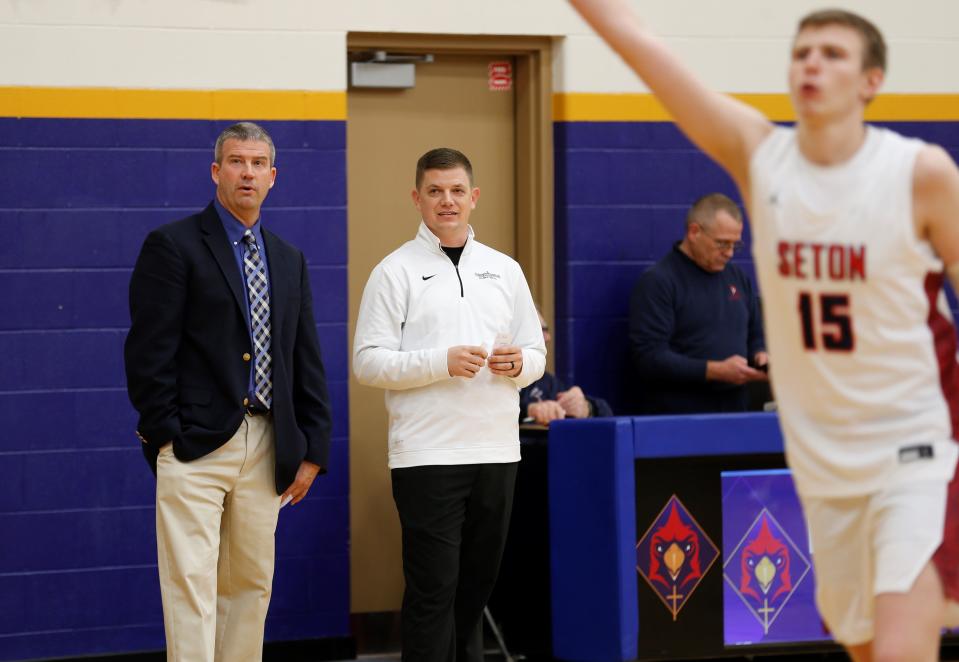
[353,147,546,662]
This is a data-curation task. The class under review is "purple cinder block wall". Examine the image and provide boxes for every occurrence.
[3,109,958,662]
[552,120,959,416]
[0,118,349,662]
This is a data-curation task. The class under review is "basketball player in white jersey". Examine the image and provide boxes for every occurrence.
[568,1,959,660]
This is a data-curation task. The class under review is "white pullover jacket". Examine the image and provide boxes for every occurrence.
[353,223,546,468]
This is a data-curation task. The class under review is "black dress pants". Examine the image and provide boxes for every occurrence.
[391,462,518,662]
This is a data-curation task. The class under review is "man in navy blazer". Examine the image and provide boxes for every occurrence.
[124,122,332,662]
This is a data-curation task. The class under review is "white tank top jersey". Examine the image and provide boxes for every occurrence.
[750,126,959,498]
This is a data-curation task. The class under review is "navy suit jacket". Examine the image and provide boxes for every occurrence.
[124,202,332,493]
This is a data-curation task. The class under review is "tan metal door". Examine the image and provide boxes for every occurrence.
[347,52,517,612]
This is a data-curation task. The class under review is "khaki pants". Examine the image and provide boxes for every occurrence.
[155,415,280,662]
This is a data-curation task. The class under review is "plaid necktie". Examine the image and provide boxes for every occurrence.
[242,230,272,408]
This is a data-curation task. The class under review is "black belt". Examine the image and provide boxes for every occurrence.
[245,406,271,417]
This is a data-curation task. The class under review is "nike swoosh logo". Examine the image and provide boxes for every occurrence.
[422,274,436,281]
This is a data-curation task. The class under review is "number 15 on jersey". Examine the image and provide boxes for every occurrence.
[799,292,854,351]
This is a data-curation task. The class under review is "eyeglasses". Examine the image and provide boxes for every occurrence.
[697,226,745,252]
[711,238,745,252]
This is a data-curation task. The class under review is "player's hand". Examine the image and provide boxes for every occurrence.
[528,400,566,425]
[706,355,768,385]
[448,345,488,378]
[557,386,590,418]
[488,345,522,377]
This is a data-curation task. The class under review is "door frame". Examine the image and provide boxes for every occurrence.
[347,32,555,331]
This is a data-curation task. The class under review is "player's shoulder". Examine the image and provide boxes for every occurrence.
[913,142,959,188]
[911,142,959,234]
[749,124,794,163]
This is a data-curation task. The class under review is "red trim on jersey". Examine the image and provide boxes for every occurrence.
[925,272,959,601]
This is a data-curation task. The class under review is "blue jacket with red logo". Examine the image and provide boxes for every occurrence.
[628,243,765,414]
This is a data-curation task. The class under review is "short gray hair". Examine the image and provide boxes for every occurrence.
[686,193,742,229]
[214,122,276,166]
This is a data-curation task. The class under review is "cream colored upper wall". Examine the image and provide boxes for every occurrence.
[1,24,347,89]
[0,0,579,89]
[559,0,959,94]
[3,0,959,93]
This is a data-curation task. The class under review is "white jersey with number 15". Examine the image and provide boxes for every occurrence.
[750,125,959,498]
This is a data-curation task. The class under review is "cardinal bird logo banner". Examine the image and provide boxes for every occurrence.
[724,508,811,634]
[721,469,829,646]
[636,495,719,620]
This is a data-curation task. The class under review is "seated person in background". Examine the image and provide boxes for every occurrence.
[629,193,768,414]
[521,310,613,424]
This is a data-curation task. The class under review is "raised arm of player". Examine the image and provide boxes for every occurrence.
[569,0,774,191]
[915,144,959,292]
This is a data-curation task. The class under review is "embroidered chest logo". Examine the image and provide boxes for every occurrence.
[636,495,719,621]
[475,271,501,280]
[728,285,741,301]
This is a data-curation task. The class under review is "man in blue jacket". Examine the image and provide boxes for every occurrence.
[629,193,767,414]
[124,122,332,662]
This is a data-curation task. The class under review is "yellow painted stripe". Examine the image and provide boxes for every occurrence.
[0,87,346,120]
[554,92,959,122]
[6,87,958,123]
[866,95,959,121]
